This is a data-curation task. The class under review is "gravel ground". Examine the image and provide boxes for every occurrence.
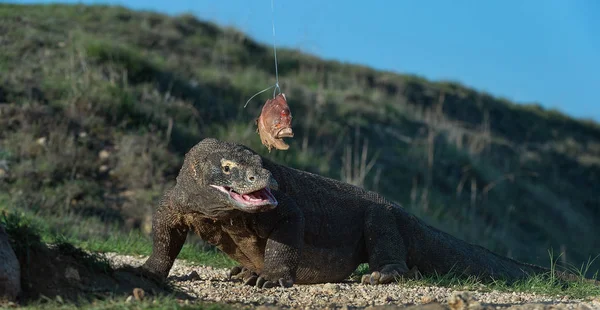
[104,253,600,309]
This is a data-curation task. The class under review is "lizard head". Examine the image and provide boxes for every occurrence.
[181,138,279,215]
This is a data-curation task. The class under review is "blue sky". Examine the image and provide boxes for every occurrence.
[8,0,600,122]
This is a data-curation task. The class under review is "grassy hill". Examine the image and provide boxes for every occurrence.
[1,3,599,278]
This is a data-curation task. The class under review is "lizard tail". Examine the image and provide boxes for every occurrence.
[406,218,597,284]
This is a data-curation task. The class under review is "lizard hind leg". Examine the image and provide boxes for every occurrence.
[362,204,414,285]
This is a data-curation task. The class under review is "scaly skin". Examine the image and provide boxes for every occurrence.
[141,138,594,288]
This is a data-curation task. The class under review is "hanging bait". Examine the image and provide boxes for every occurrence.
[256,93,294,151]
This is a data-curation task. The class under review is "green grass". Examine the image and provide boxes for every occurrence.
[351,255,600,299]
[16,296,234,310]
[75,232,236,268]
[0,208,235,308]
[395,273,600,300]
[1,206,236,268]
[352,263,600,299]
[1,210,112,274]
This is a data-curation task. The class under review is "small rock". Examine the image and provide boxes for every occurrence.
[511,295,523,303]
[36,137,47,146]
[323,283,340,294]
[422,294,437,304]
[187,270,201,281]
[133,287,145,301]
[0,224,20,302]
[447,291,481,310]
[64,267,80,283]
[98,150,111,161]
[99,165,110,173]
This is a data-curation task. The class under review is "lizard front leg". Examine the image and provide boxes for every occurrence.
[252,192,304,288]
[141,202,189,280]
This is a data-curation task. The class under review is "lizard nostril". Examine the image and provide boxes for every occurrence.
[248,175,255,182]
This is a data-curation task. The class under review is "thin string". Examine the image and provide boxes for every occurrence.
[271,0,280,97]
[244,0,281,108]
[244,84,276,108]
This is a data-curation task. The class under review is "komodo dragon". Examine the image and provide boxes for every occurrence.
[141,138,591,288]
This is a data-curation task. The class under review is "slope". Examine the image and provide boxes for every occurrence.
[0,3,598,277]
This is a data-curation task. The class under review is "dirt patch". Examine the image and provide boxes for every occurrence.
[13,242,190,305]
[107,253,600,309]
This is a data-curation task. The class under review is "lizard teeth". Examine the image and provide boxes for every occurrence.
[242,194,262,201]
[209,185,278,209]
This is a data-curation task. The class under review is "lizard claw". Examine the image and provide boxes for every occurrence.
[255,276,270,288]
[361,264,420,285]
[230,265,294,288]
[243,274,259,286]
[228,266,242,279]
[255,276,293,288]
[229,266,293,288]
[362,271,387,285]
[228,265,260,285]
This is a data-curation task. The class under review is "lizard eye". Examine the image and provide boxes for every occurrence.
[219,159,237,174]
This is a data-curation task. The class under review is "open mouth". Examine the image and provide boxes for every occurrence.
[275,127,294,139]
[210,185,278,210]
